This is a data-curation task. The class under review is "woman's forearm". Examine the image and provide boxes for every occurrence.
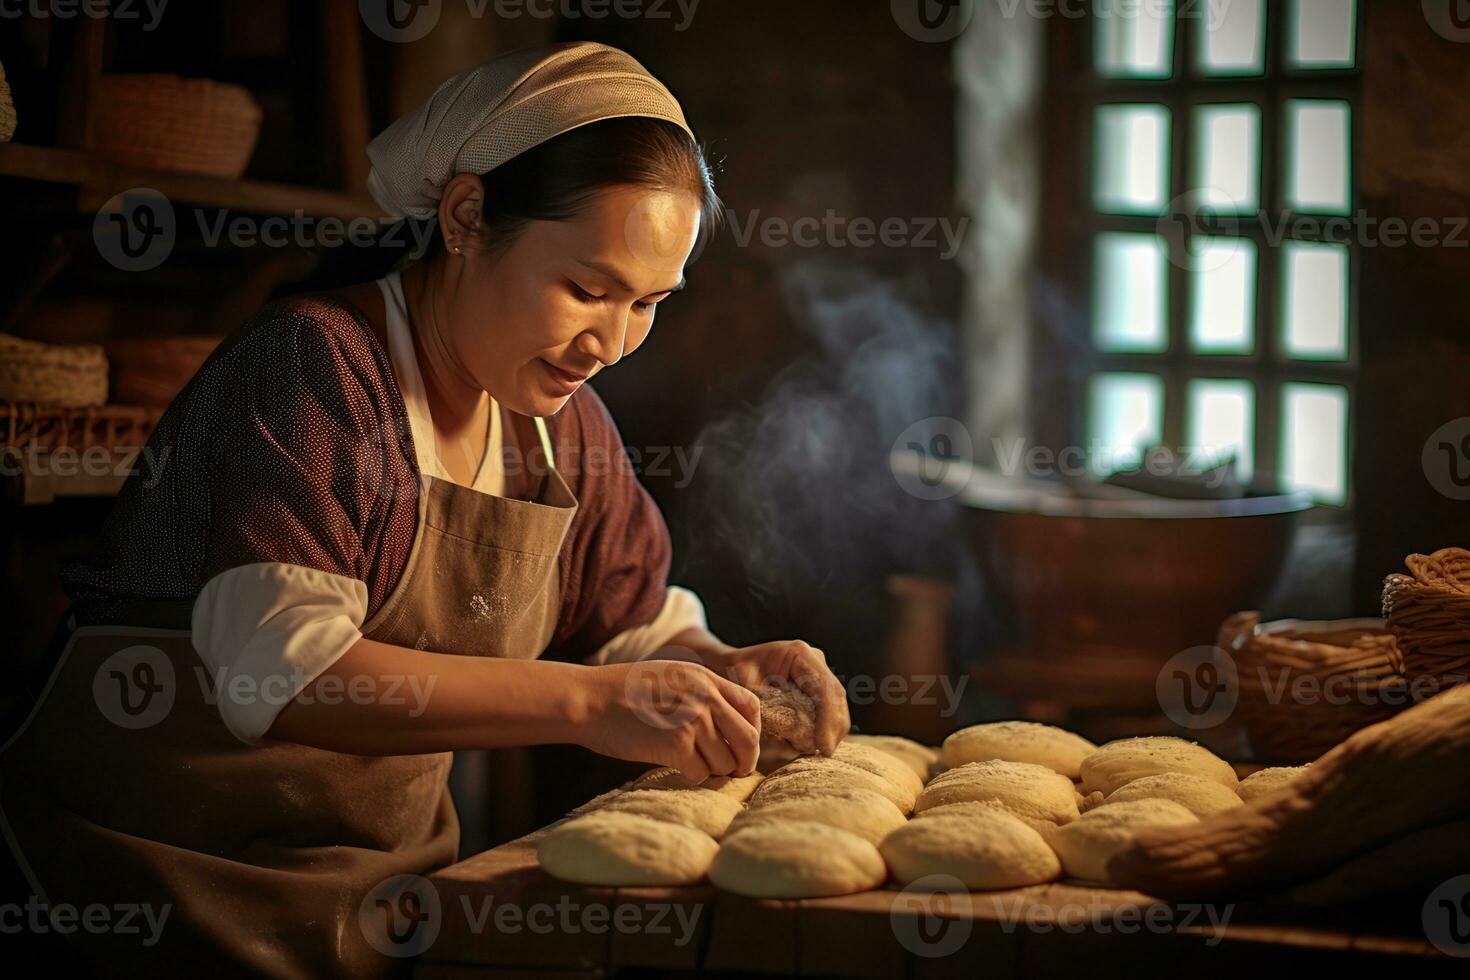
[267,636,600,755]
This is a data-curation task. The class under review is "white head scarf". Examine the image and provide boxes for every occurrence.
[366,42,694,220]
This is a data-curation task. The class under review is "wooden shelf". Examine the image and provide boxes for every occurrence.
[0,142,382,221]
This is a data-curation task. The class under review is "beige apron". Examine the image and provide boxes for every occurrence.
[0,413,577,978]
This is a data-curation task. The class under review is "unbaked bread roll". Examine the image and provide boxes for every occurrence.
[832,741,925,803]
[1099,772,1243,817]
[1079,736,1238,796]
[845,734,939,781]
[748,762,914,815]
[758,683,818,754]
[591,788,744,839]
[726,786,905,845]
[711,820,887,898]
[769,755,917,813]
[914,760,1080,826]
[1237,765,1311,803]
[941,721,1097,779]
[880,805,1062,890]
[1048,799,1197,884]
[631,766,765,802]
[912,799,1059,840]
[538,811,719,886]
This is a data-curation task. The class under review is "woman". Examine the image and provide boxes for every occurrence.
[0,43,847,977]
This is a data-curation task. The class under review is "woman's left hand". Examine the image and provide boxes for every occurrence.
[707,639,850,755]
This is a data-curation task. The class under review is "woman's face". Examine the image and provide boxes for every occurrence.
[441,184,702,418]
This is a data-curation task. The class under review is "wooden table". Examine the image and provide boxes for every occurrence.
[413,826,1460,978]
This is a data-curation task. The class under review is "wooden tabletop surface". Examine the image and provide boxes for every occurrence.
[414,824,1460,978]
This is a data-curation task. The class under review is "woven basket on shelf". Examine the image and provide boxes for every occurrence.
[0,402,162,454]
[91,74,262,178]
[0,58,16,142]
[1218,611,1408,763]
[1382,548,1470,689]
[0,334,108,407]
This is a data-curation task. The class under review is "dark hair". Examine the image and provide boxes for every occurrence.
[464,116,724,256]
[282,117,722,295]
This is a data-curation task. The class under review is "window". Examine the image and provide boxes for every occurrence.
[1077,0,1360,504]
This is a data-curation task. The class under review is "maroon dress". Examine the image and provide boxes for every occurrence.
[60,292,672,657]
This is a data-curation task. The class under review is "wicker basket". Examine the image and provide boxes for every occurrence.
[91,74,262,178]
[1218,611,1408,763]
[0,59,16,142]
[1382,548,1470,689]
[0,334,108,407]
[0,402,162,453]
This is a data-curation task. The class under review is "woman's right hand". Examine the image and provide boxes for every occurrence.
[579,659,761,783]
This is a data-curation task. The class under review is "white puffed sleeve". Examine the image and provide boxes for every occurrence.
[191,562,368,745]
[585,585,709,666]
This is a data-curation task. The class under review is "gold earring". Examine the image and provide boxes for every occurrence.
[452,243,463,255]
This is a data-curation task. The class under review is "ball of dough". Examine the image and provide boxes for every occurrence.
[1237,765,1311,803]
[591,788,744,839]
[832,741,925,804]
[631,767,765,803]
[915,760,1080,826]
[1099,772,1243,817]
[538,811,719,886]
[845,734,939,781]
[912,799,1060,840]
[727,786,906,845]
[760,758,915,814]
[941,721,1098,779]
[1048,799,1197,885]
[880,806,1062,890]
[759,683,818,754]
[711,820,887,898]
[1079,737,1238,796]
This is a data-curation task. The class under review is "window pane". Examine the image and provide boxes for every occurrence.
[1197,0,1264,75]
[1095,0,1174,79]
[1281,382,1349,504]
[1193,103,1261,212]
[1189,237,1256,354]
[1093,232,1168,353]
[1282,240,1349,360]
[1188,379,1255,482]
[1285,100,1352,214]
[1089,372,1164,476]
[1289,0,1357,69]
[1093,104,1171,215]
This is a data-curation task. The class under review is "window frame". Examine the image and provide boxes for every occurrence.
[1039,0,1364,505]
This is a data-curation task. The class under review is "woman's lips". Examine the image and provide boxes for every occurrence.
[540,359,590,394]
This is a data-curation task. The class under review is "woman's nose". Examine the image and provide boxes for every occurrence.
[576,307,631,366]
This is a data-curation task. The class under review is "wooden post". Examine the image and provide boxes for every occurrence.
[55,9,107,149]
[320,0,372,194]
